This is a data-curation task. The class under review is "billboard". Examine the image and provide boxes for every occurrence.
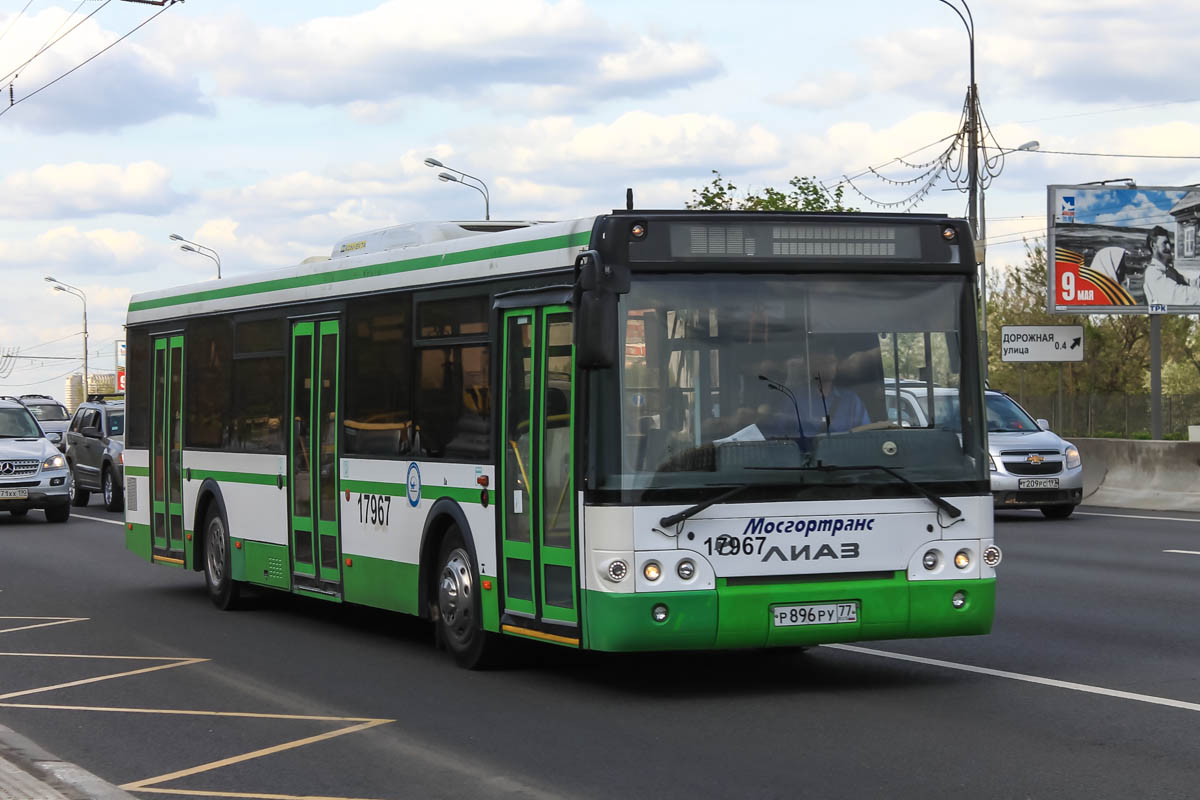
[1047,185,1200,314]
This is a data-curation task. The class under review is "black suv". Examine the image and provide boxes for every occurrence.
[65,395,125,512]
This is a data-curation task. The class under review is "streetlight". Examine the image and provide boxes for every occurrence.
[45,277,87,393]
[170,233,221,279]
[424,156,490,220]
[977,139,1039,378]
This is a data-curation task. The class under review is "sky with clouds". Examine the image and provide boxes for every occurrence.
[2,0,1199,398]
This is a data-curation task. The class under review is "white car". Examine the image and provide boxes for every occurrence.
[887,386,1083,519]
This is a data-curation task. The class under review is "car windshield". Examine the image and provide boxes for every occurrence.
[591,273,987,493]
[917,393,1040,433]
[0,408,43,438]
[107,411,125,436]
[27,403,68,421]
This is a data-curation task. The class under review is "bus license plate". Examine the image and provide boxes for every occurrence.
[772,602,857,627]
[0,488,29,500]
[1018,478,1059,489]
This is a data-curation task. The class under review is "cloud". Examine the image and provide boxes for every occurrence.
[160,0,720,111]
[3,6,211,133]
[0,161,184,219]
[0,226,150,273]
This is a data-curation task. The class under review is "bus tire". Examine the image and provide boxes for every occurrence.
[203,505,242,610]
[435,526,500,669]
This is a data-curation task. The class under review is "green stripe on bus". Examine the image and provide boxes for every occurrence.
[340,479,493,506]
[129,231,591,313]
[190,469,284,487]
[125,465,149,477]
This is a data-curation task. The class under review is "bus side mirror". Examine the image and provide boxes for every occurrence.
[577,289,618,369]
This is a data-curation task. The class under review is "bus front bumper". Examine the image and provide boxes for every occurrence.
[583,573,995,652]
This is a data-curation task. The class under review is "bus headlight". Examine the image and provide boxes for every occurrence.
[606,560,629,582]
[954,550,971,570]
[983,545,1002,567]
[951,591,967,609]
[652,604,669,622]
[676,559,696,580]
[642,561,662,582]
[1065,445,1081,469]
[922,550,940,571]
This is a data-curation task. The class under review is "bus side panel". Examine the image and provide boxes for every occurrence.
[340,458,496,617]
[124,448,152,562]
[184,451,289,581]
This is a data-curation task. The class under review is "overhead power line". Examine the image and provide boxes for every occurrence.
[0,0,112,88]
[0,0,180,120]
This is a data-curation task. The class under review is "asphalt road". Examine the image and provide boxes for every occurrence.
[1,501,1198,800]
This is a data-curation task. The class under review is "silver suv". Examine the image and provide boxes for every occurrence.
[65,396,125,512]
[15,394,70,451]
[0,397,71,522]
[888,386,1083,519]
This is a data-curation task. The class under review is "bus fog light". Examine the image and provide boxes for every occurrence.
[606,560,629,582]
[652,604,669,623]
[643,561,662,581]
[951,591,967,609]
[676,559,696,580]
[922,550,940,570]
[983,545,1002,567]
[954,550,971,570]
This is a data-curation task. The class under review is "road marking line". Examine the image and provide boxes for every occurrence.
[121,718,392,792]
[0,658,207,701]
[1164,549,1200,555]
[825,643,1200,713]
[0,617,87,635]
[72,513,123,526]
[0,703,383,722]
[1076,511,1200,524]
[128,787,389,800]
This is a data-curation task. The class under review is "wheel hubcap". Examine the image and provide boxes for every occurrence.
[438,548,474,644]
[206,518,226,585]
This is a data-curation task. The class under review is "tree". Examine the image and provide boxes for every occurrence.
[687,170,856,212]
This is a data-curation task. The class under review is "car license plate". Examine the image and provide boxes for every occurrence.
[772,602,858,627]
[0,488,29,500]
[1018,478,1059,489]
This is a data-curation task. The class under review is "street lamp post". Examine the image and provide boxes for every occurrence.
[170,233,221,279]
[423,157,490,220]
[45,277,87,393]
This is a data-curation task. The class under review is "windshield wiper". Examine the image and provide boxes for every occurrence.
[748,463,961,518]
[659,484,757,529]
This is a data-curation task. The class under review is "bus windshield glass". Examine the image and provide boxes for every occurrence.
[595,272,986,493]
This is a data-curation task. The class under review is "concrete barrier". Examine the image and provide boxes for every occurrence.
[1074,437,1200,511]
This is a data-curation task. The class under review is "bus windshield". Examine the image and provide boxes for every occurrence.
[594,272,987,493]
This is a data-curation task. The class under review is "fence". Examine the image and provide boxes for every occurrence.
[1005,392,1200,439]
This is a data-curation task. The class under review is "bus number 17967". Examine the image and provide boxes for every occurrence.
[356,494,391,527]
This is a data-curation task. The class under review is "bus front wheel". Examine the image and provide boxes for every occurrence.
[204,506,243,610]
[435,527,500,669]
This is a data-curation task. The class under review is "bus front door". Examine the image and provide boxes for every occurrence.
[289,319,343,595]
[499,307,579,643]
[150,335,186,566]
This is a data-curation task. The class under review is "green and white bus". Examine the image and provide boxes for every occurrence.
[124,210,1000,667]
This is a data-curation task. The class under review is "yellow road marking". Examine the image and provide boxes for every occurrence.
[0,703,381,722]
[121,719,392,791]
[129,788,391,800]
[0,657,206,701]
[0,617,88,634]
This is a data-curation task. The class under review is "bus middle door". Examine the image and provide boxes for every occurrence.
[499,307,579,645]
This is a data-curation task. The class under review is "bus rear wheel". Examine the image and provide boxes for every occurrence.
[204,506,243,610]
[435,528,500,669]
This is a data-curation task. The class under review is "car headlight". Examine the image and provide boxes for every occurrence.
[42,454,65,470]
[988,453,997,472]
[1065,445,1081,470]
